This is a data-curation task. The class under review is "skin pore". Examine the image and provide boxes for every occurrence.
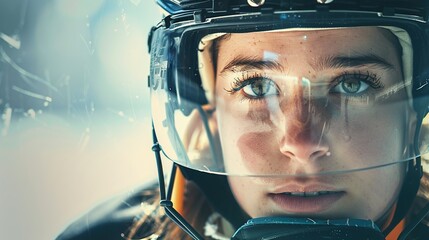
[212,27,416,224]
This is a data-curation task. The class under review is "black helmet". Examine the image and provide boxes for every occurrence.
[149,0,429,239]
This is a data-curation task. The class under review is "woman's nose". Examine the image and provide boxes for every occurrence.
[279,132,330,162]
[278,91,330,162]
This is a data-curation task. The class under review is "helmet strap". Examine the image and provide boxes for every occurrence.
[383,116,424,235]
[152,123,204,240]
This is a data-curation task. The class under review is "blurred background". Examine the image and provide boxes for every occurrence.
[0,0,161,239]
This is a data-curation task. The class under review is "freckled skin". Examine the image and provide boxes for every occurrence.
[213,27,415,222]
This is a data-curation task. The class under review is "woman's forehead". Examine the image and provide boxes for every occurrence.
[216,27,402,71]
[217,27,397,54]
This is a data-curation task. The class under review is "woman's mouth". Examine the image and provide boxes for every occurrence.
[268,190,346,213]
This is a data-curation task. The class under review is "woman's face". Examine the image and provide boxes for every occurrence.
[214,27,414,222]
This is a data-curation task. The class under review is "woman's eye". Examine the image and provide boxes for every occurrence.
[331,78,369,94]
[242,79,278,98]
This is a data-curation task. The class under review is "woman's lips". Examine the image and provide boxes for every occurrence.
[268,184,346,213]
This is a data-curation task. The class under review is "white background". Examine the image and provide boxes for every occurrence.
[0,0,162,239]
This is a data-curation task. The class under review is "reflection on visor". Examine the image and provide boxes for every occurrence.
[151,26,429,177]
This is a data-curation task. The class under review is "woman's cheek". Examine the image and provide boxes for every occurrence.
[227,176,265,217]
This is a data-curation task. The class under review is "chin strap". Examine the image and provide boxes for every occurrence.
[398,201,429,240]
[383,158,423,236]
[231,217,386,240]
[384,115,425,237]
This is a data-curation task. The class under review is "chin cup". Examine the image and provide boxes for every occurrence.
[231,217,385,240]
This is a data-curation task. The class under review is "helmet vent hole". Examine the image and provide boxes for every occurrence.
[317,0,334,4]
[247,0,265,7]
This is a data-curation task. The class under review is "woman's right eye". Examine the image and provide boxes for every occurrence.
[226,73,279,100]
[241,78,278,98]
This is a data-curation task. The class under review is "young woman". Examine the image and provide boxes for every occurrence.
[57,0,429,239]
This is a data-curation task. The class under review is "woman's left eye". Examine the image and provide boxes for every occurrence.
[242,79,278,98]
[331,78,370,94]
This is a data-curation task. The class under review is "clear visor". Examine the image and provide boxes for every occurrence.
[151,26,429,177]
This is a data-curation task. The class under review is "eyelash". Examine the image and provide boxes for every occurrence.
[225,72,272,93]
[224,72,277,103]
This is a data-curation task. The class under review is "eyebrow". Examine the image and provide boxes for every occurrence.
[313,53,395,71]
[219,53,395,74]
[220,55,284,74]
